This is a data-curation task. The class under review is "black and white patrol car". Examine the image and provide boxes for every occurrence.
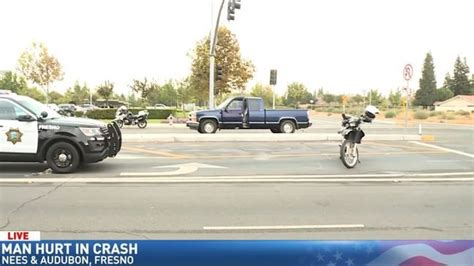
[0,90,121,173]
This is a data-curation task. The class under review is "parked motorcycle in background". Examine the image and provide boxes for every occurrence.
[115,106,149,129]
[338,105,379,168]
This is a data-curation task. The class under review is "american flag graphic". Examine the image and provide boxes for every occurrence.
[299,241,474,266]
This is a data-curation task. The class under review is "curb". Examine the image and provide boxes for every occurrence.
[122,133,423,143]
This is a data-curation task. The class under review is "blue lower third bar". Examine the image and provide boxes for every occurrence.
[0,240,473,266]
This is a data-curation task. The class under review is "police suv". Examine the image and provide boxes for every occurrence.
[0,90,121,173]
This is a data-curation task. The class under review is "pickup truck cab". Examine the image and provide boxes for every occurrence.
[0,91,121,173]
[186,97,312,133]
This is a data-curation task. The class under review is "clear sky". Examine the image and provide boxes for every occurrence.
[0,0,473,97]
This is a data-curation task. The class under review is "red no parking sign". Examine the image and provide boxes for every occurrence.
[403,64,413,81]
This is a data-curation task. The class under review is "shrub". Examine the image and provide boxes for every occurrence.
[456,110,470,116]
[84,108,172,120]
[441,113,456,120]
[414,110,429,120]
[384,110,397,118]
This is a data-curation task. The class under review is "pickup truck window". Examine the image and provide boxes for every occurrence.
[248,99,262,111]
[228,99,243,110]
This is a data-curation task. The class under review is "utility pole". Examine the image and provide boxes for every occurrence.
[208,0,241,109]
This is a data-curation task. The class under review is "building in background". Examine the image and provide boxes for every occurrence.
[434,95,474,112]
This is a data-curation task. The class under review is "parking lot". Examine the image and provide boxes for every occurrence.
[0,118,473,239]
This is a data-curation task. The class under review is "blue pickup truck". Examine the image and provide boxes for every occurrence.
[186,97,312,133]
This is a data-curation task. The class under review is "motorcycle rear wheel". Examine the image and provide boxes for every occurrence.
[340,139,359,168]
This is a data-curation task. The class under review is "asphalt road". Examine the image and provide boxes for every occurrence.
[0,119,473,239]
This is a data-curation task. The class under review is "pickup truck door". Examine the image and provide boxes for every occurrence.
[0,99,38,154]
[221,98,244,127]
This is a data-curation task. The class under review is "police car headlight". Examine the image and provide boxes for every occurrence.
[79,127,102,137]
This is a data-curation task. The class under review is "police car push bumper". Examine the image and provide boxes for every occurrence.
[80,121,122,163]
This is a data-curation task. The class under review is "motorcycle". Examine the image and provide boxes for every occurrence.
[338,106,379,168]
[115,110,149,129]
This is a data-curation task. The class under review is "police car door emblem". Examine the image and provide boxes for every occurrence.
[6,128,23,145]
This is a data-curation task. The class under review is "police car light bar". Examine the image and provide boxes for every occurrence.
[0,90,13,95]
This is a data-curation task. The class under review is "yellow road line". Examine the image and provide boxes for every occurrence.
[121,146,188,159]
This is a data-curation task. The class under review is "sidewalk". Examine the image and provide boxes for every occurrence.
[122,133,423,143]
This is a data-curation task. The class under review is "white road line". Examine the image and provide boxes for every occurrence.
[410,141,474,158]
[0,175,473,184]
[203,224,365,231]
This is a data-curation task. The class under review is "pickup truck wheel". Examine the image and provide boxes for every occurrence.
[200,119,217,134]
[280,120,296,133]
[270,128,281,133]
[46,142,81,173]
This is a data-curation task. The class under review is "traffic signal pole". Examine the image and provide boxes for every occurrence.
[209,0,226,109]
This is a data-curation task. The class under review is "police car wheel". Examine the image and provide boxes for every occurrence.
[46,142,81,173]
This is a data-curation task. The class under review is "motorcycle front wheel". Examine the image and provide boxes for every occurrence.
[116,120,124,128]
[138,120,148,129]
[340,139,359,168]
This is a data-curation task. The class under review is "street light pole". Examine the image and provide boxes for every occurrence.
[209,0,226,109]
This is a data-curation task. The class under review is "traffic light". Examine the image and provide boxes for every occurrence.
[216,65,223,81]
[270,69,277,85]
[227,0,241,21]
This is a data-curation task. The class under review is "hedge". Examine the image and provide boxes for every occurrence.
[80,108,173,120]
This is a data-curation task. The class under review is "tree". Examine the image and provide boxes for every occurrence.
[0,71,28,93]
[64,82,89,105]
[96,81,114,107]
[388,90,402,107]
[413,52,437,107]
[435,87,454,102]
[21,87,46,102]
[189,26,255,103]
[48,91,65,104]
[176,78,193,106]
[366,89,384,106]
[285,82,312,106]
[450,56,472,95]
[157,81,178,106]
[129,78,159,102]
[322,93,337,104]
[349,94,364,106]
[250,83,273,107]
[17,42,64,103]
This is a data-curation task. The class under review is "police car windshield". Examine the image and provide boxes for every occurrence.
[17,96,61,119]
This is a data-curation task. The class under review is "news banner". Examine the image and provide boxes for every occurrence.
[1,231,473,265]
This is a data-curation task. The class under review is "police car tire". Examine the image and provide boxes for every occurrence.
[46,142,81,174]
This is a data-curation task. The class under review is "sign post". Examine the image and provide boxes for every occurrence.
[403,64,413,130]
